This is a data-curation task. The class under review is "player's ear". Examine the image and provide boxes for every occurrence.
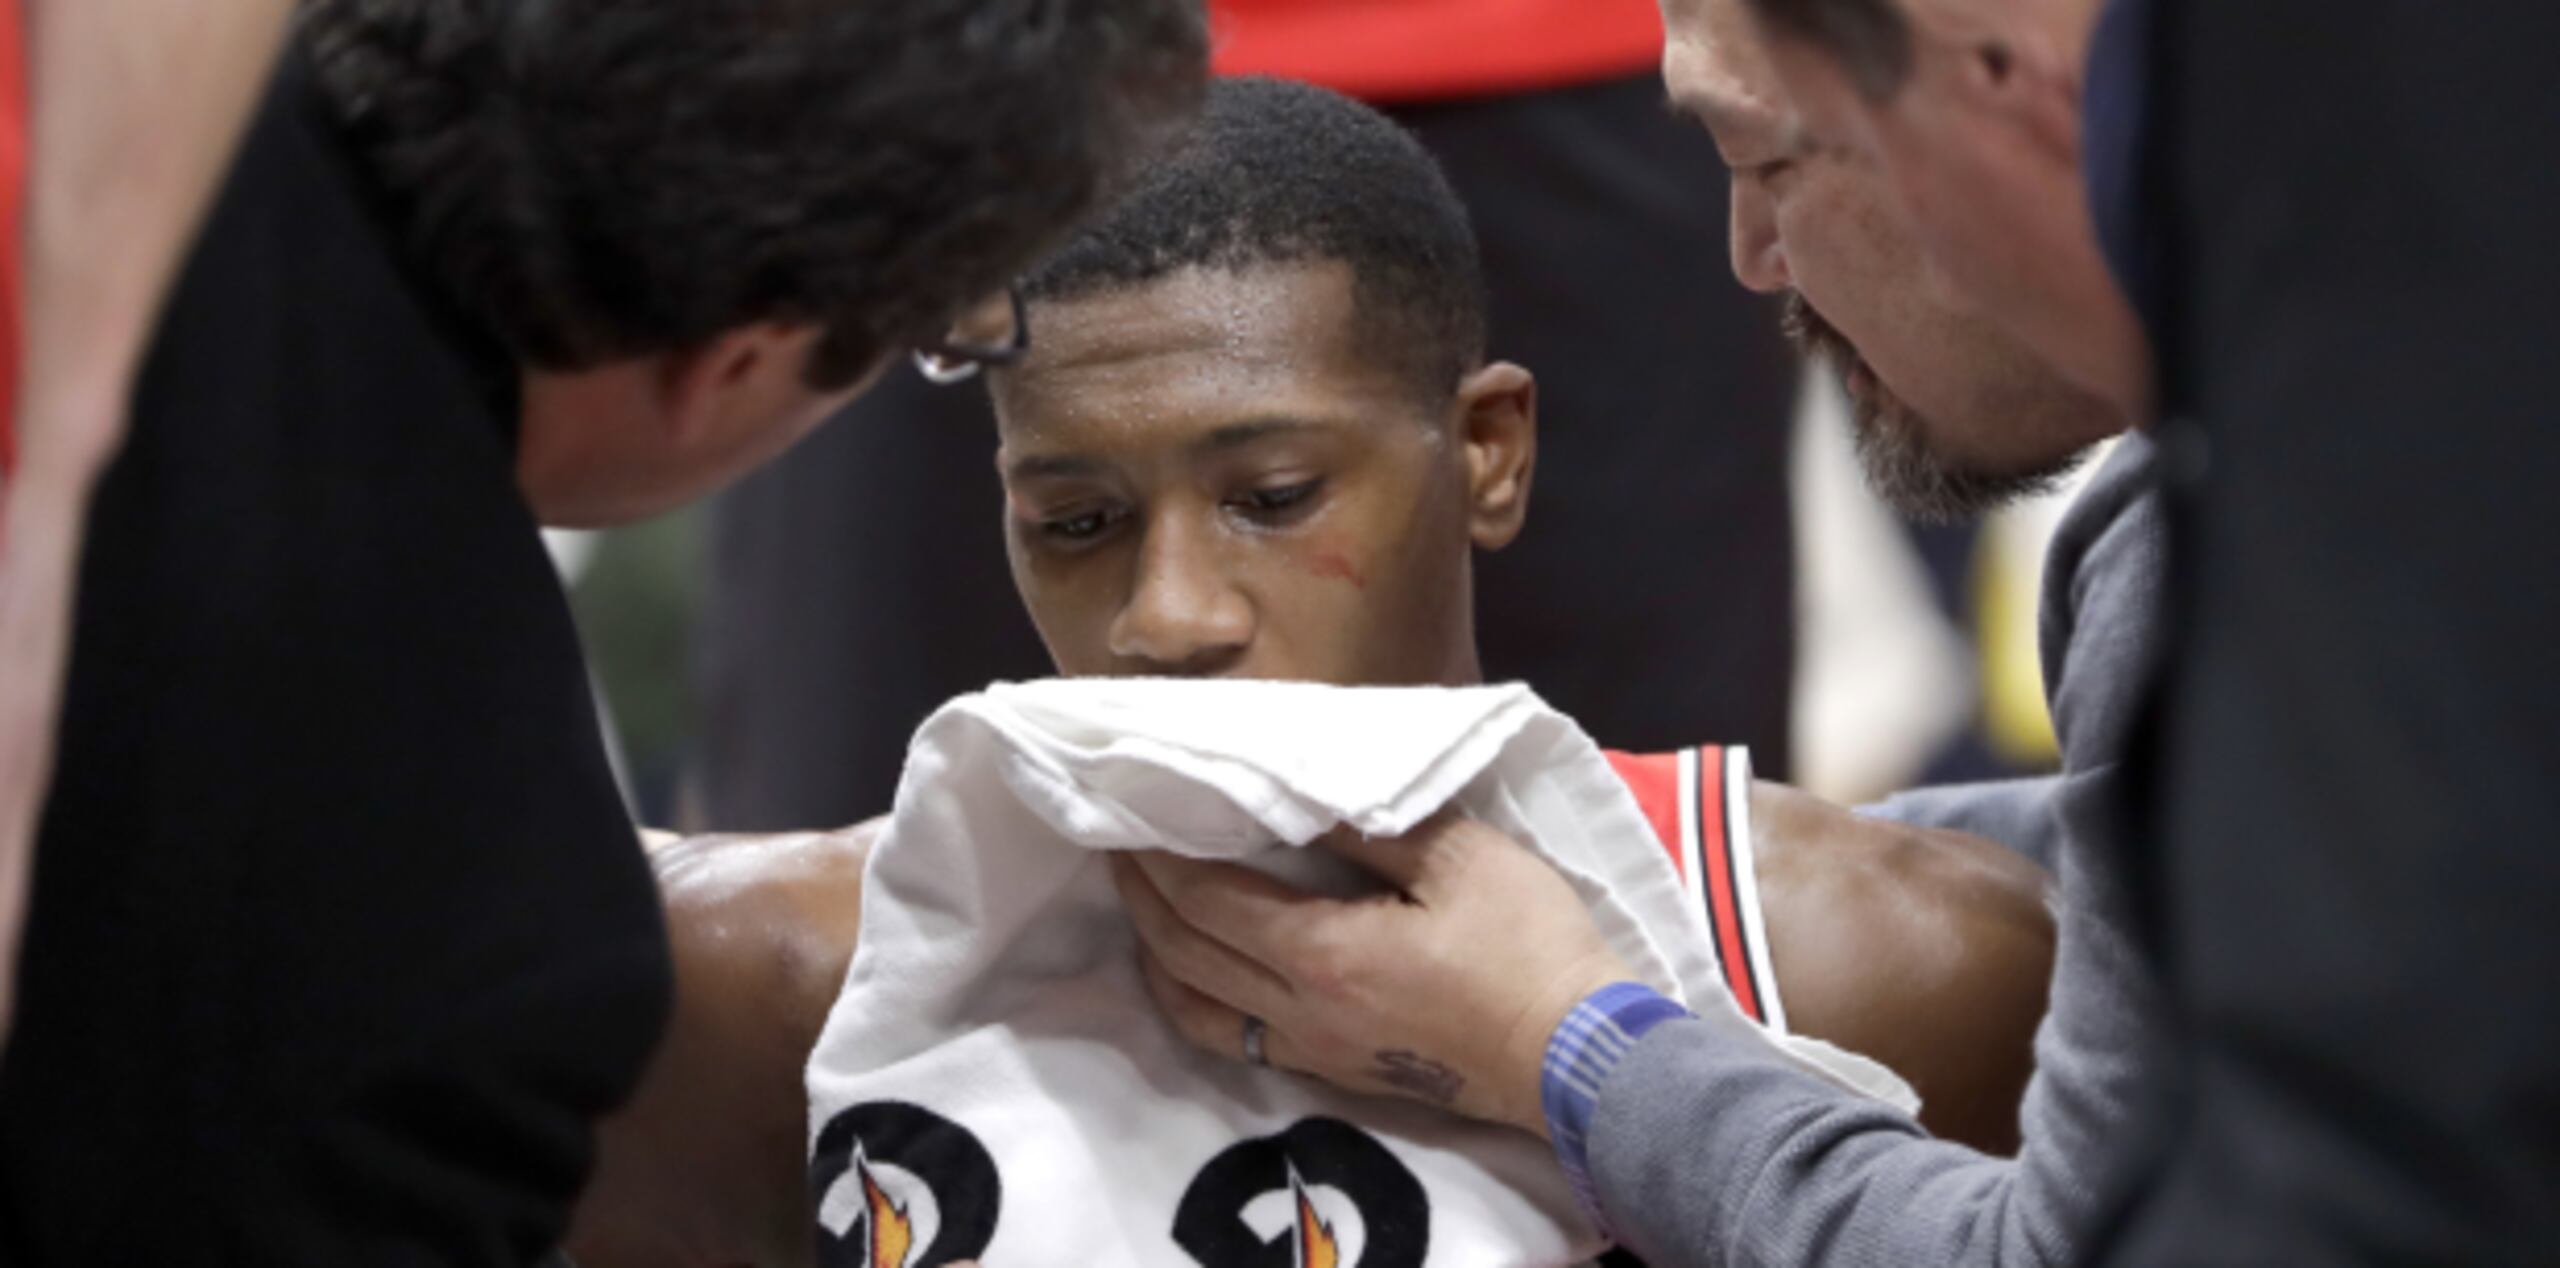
[1454,361,1535,551]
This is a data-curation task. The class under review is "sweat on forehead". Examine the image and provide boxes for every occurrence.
[990,260,1441,449]
[1017,76,1489,402]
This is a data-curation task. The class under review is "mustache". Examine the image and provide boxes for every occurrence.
[1780,290,1856,370]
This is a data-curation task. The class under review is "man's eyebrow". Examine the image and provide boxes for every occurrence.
[1003,417,1343,481]
[1667,88,1752,135]
[1001,451,1110,482]
[1668,87,1805,156]
[1197,416,1338,450]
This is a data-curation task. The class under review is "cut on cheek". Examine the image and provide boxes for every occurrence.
[1303,549,1367,590]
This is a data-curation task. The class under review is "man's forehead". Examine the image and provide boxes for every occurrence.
[1012,263,1361,378]
[1667,64,1795,143]
[994,262,1415,446]
[1662,1,1800,143]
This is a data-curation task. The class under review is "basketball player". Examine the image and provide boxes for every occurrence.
[561,79,2053,1268]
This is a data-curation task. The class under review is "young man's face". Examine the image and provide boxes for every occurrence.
[991,261,1531,687]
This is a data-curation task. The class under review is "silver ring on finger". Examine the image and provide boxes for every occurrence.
[1242,1013,1270,1068]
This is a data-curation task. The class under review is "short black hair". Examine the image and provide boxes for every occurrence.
[1019,76,1486,402]
[1746,0,1916,100]
[300,0,1207,389]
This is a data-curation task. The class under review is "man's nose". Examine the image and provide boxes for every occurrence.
[1729,178,1792,295]
[1107,518,1253,676]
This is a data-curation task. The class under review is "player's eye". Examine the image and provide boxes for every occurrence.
[1230,479,1322,522]
[1039,503,1127,543]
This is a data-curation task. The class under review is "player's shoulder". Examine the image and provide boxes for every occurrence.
[651,822,878,1025]
[652,823,877,914]
[1757,782,2056,1146]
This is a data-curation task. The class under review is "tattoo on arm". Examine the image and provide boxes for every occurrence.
[1372,1050,1464,1106]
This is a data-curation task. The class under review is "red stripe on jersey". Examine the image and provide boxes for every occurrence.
[1695,746,1765,1021]
[1604,749,1686,878]
[1609,746,1767,1025]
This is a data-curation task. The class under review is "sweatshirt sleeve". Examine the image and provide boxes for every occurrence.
[1565,438,2173,1266]
[1581,1004,2069,1267]
[1862,776,2066,871]
[1577,791,2153,1268]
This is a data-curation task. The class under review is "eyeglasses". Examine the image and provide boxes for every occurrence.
[912,285,1028,385]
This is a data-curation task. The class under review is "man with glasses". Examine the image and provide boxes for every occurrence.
[0,2,1202,1263]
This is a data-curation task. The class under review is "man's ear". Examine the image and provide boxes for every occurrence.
[1454,361,1536,551]
[655,322,822,444]
[1947,20,2081,166]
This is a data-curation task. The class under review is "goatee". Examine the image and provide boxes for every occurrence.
[1782,291,2084,525]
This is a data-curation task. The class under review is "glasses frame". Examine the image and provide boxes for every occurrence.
[912,284,1028,385]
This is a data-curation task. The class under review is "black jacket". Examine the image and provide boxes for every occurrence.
[2099,1,2560,1260]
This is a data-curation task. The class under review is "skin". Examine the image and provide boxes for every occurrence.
[0,0,298,1049]
[1748,779,2051,1152]
[1660,0,2120,496]
[1747,0,2155,417]
[564,261,2056,1265]
[516,325,883,528]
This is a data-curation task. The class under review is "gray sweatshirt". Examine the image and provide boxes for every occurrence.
[1587,435,2167,1266]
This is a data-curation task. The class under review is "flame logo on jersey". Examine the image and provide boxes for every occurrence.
[812,1101,1001,1268]
[1175,1116,1429,1267]
[1290,1164,1341,1268]
[856,1146,917,1268]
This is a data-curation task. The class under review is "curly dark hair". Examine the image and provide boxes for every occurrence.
[1020,76,1486,403]
[299,0,1207,389]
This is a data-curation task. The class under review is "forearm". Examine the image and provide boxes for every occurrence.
[1584,1006,2066,1267]
[17,0,295,468]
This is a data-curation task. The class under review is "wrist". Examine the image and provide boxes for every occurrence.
[1501,953,1635,1135]
[1537,982,1692,1231]
[10,372,132,485]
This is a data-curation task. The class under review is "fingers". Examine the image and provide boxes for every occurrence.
[1138,947,1307,1075]
[1120,848,1338,969]
[1319,807,1496,898]
[1111,854,1296,1019]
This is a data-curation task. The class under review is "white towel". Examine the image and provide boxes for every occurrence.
[806,679,1914,1267]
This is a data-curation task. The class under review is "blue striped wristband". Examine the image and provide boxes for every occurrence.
[1540,981,1692,1232]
